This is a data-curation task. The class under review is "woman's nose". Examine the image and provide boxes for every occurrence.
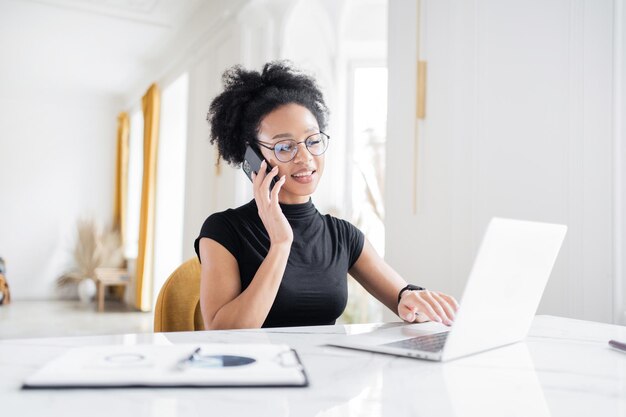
[292,142,312,164]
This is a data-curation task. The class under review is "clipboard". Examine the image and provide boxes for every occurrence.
[22,344,309,389]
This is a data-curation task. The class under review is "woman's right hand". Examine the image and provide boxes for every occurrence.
[251,160,293,247]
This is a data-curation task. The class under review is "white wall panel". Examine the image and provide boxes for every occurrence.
[616,0,626,324]
[386,0,617,323]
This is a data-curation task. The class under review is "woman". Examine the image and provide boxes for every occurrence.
[195,61,459,330]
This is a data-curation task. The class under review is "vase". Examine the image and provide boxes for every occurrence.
[77,279,96,304]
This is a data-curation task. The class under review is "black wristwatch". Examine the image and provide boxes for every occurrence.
[397,284,426,304]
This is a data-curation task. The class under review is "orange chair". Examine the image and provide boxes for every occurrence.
[153,257,204,332]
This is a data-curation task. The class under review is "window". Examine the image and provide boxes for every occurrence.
[343,65,388,324]
[349,66,388,256]
[125,109,143,259]
[151,72,189,309]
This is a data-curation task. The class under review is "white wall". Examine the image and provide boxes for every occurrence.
[616,0,626,324]
[386,0,619,323]
[181,20,244,262]
[0,93,119,299]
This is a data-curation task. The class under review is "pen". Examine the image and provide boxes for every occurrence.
[179,347,201,366]
[608,339,626,353]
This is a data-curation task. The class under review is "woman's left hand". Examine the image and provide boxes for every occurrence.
[398,290,460,326]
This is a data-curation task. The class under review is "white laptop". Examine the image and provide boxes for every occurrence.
[330,217,567,362]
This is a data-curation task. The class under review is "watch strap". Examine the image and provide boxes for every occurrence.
[397,284,426,304]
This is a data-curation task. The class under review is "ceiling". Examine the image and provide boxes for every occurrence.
[0,0,204,100]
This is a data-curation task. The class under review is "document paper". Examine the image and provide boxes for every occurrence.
[23,343,308,388]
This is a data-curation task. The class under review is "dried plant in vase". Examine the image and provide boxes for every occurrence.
[99,225,125,270]
[56,218,125,302]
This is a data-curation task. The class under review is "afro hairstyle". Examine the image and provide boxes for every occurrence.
[207,61,329,166]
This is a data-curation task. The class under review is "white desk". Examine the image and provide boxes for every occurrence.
[2,315,625,416]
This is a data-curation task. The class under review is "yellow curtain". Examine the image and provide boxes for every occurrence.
[135,84,161,312]
[113,112,129,242]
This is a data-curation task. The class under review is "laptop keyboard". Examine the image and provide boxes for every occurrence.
[382,331,450,353]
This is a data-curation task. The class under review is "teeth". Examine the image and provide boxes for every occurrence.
[292,171,313,178]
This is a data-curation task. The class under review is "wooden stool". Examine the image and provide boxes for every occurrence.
[94,268,130,312]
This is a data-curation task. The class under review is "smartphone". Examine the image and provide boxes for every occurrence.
[242,145,278,190]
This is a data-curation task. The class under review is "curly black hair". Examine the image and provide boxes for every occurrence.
[207,61,329,166]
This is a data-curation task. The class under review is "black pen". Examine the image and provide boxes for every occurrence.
[608,340,626,352]
[178,347,201,367]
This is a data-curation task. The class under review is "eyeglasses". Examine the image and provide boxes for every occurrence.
[256,132,330,163]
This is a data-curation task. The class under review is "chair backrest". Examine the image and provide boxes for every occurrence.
[153,257,204,332]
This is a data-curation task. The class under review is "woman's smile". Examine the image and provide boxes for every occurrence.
[290,168,317,183]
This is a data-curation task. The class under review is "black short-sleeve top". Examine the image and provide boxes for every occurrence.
[194,198,365,328]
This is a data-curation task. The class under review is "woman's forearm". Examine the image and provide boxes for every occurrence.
[208,243,291,329]
[349,240,407,315]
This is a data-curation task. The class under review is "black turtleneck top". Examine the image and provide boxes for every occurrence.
[194,199,364,328]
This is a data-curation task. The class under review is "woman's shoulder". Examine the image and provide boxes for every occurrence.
[197,200,259,240]
[320,211,351,224]
[320,213,361,234]
[319,213,365,264]
[195,200,258,260]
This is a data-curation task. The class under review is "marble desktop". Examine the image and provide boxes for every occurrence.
[1,315,625,417]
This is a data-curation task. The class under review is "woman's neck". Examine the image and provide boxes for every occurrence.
[278,192,311,205]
